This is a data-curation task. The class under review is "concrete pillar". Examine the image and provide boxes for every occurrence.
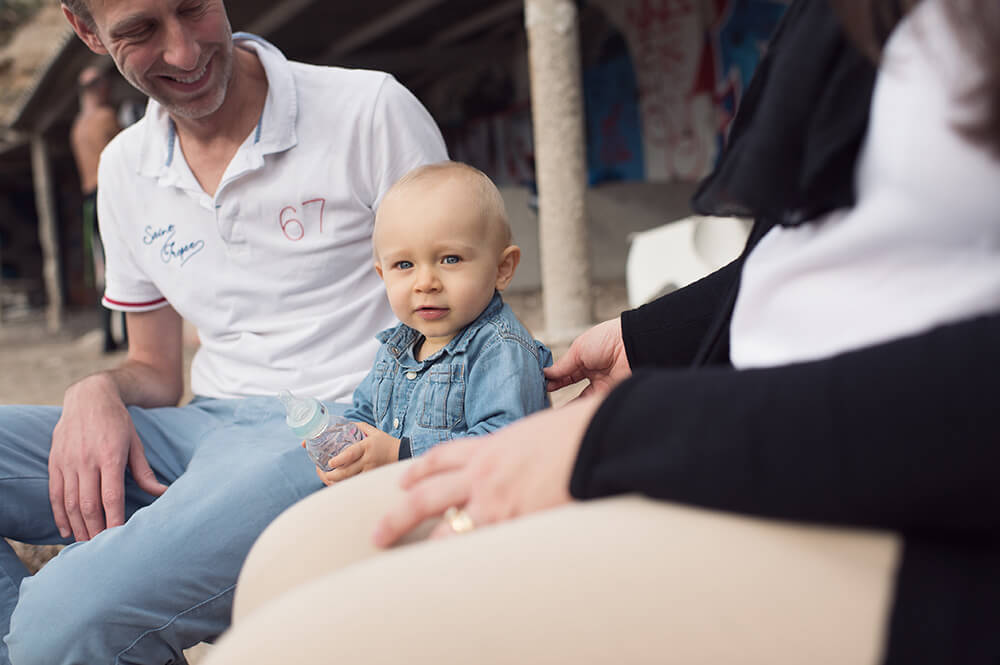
[524,0,593,342]
[30,134,63,333]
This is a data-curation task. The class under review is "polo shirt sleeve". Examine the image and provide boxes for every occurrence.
[96,140,169,313]
[367,75,449,209]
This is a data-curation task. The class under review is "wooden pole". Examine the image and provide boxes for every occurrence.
[524,0,593,342]
[31,134,63,333]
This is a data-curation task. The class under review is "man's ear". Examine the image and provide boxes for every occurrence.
[63,6,109,55]
[495,245,521,291]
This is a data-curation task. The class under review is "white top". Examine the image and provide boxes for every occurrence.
[731,0,1000,369]
[97,35,448,401]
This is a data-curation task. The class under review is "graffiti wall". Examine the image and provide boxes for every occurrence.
[589,0,788,183]
[442,0,788,187]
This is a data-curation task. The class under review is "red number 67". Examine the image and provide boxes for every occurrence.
[279,198,326,241]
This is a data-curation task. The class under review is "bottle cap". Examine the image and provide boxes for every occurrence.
[278,389,328,439]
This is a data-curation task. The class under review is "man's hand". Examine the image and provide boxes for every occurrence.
[315,423,400,485]
[49,373,167,541]
[544,317,631,397]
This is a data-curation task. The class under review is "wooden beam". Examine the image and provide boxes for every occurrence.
[430,0,523,45]
[30,134,64,333]
[320,0,448,61]
[246,0,316,37]
[335,39,506,75]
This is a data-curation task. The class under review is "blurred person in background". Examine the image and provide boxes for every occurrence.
[70,65,127,353]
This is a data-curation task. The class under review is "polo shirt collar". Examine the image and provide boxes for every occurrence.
[135,32,298,181]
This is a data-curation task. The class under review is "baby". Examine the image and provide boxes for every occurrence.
[316,161,553,484]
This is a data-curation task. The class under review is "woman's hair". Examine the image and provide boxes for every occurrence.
[830,0,1000,154]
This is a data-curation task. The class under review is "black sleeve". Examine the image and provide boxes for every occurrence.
[571,312,1000,535]
[621,259,742,369]
[397,436,412,461]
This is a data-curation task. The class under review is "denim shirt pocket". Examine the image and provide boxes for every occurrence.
[417,362,465,430]
[372,359,395,423]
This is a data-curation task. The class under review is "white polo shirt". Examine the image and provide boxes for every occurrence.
[731,0,1000,369]
[97,34,448,402]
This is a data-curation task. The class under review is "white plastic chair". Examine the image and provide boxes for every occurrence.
[626,216,751,307]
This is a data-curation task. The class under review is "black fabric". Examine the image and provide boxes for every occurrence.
[573,313,1000,665]
[691,0,877,226]
[397,436,412,461]
[620,259,742,370]
[621,214,778,370]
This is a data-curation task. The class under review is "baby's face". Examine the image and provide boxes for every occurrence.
[374,177,507,350]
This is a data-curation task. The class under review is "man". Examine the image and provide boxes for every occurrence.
[69,65,127,353]
[0,1,447,662]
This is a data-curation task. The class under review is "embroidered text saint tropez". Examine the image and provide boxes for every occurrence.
[143,225,205,266]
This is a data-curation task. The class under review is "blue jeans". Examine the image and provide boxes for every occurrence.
[0,396,332,664]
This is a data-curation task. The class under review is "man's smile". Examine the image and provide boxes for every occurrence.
[158,56,212,90]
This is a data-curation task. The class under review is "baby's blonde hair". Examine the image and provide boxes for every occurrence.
[380,161,512,248]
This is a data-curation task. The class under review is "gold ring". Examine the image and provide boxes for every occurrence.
[443,506,475,534]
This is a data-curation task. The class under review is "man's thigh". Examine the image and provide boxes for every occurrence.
[6,397,325,664]
[0,400,226,545]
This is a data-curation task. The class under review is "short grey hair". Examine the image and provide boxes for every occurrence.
[61,0,95,29]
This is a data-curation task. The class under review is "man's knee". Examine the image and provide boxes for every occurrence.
[6,545,187,665]
[7,556,95,664]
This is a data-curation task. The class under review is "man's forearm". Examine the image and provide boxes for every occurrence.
[75,358,184,409]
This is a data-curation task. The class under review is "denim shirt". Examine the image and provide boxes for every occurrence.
[344,292,553,457]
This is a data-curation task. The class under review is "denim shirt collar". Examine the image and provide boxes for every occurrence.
[375,292,505,364]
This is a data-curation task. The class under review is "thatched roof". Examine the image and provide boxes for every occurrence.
[0,3,71,128]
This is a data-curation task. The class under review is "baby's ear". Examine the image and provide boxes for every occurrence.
[374,262,384,280]
[495,245,521,291]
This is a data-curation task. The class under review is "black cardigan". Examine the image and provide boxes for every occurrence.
[571,260,1000,664]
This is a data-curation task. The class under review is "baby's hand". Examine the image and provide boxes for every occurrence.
[314,423,400,486]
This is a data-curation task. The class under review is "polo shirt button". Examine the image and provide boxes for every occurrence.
[392,417,400,429]
[405,371,417,380]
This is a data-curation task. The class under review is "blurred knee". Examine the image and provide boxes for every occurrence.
[7,548,172,665]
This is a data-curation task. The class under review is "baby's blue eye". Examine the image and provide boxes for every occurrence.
[395,260,413,270]
[442,255,461,265]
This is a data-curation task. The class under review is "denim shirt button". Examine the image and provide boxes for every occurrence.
[392,417,400,429]
[405,371,417,380]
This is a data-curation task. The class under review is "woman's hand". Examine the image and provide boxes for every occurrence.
[373,395,604,547]
[313,423,399,485]
[544,318,631,397]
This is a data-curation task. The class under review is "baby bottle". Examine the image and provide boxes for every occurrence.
[278,389,364,471]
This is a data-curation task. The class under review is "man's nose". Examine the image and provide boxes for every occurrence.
[161,18,201,71]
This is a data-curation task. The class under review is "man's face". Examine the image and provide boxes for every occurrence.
[68,0,234,121]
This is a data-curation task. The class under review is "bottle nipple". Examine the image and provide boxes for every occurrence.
[278,389,327,439]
